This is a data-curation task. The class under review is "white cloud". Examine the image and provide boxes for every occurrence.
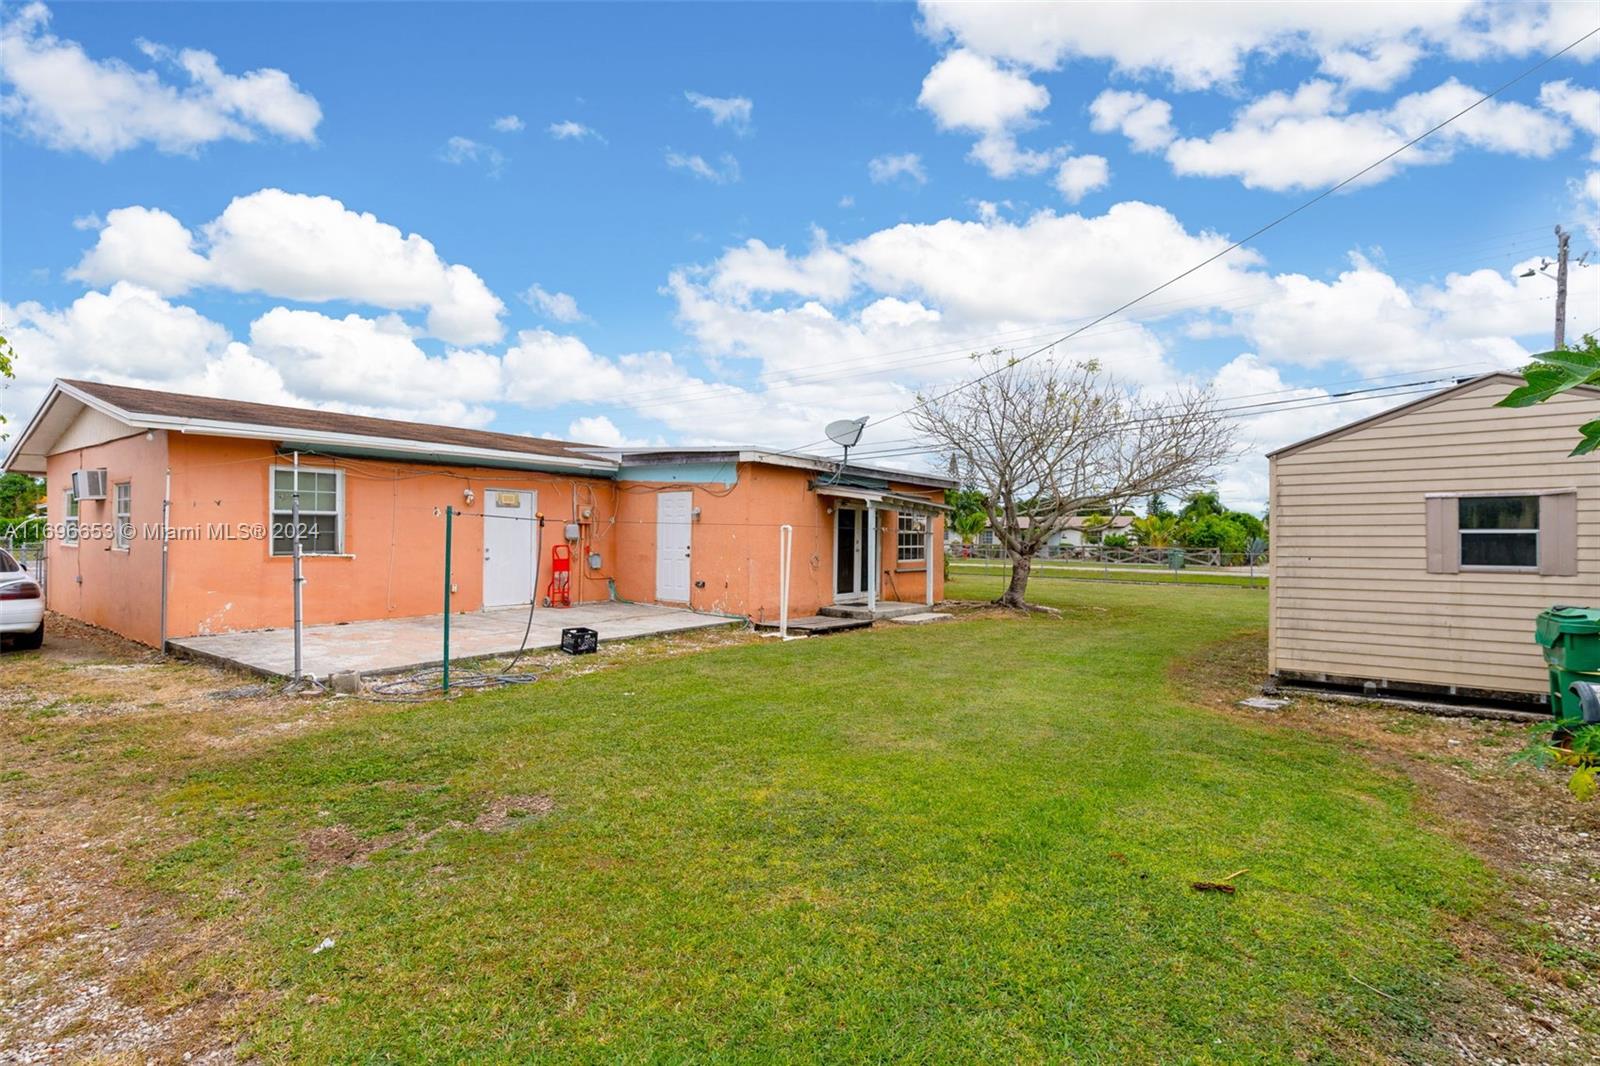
[1577,169,1600,242]
[69,188,507,345]
[846,201,1267,327]
[68,205,210,295]
[867,152,927,185]
[70,211,102,231]
[547,119,601,141]
[439,135,505,175]
[247,307,501,424]
[1541,79,1600,162]
[522,283,586,323]
[685,91,753,132]
[1166,78,1570,191]
[0,2,320,159]
[1088,90,1175,152]
[918,48,1058,178]
[917,1,1598,91]
[1233,252,1591,375]
[665,149,741,183]
[564,415,652,448]
[1052,154,1110,203]
[491,114,525,132]
[1318,41,1423,92]
[706,233,855,305]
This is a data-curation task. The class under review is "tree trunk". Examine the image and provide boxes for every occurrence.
[999,551,1033,607]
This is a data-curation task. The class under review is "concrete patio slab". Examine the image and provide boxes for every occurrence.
[170,601,742,679]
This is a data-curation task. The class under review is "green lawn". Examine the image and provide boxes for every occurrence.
[146,578,1483,1061]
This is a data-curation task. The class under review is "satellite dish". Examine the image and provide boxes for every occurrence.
[825,417,868,449]
[823,417,868,483]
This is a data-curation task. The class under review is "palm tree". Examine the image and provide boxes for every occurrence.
[952,509,987,550]
[1131,513,1179,547]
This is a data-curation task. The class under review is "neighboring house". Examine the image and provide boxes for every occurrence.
[1,380,949,647]
[1052,514,1135,548]
[1268,372,1598,705]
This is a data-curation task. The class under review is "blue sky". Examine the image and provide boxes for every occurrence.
[3,1,1598,509]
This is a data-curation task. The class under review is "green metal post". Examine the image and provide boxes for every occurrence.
[443,505,453,693]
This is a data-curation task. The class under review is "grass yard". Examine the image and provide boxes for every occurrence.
[4,579,1596,1062]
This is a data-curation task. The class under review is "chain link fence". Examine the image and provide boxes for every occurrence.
[949,542,1268,569]
[4,519,48,599]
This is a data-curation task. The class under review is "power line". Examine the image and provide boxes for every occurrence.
[844,375,1467,464]
[772,24,1600,459]
[597,235,1572,415]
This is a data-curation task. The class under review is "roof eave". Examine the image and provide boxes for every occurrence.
[8,380,618,475]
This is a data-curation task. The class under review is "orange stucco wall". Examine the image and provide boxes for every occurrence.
[161,435,620,638]
[42,435,946,645]
[610,464,945,621]
[44,431,171,646]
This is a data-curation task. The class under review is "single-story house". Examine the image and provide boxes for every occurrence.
[947,513,1135,549]
[1,379,951,647]
[1268,372,1598,705]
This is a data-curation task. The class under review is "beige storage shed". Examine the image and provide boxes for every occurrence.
[1268,372,1599,705]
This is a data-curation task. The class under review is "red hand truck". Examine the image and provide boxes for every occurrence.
[546,543,572,607]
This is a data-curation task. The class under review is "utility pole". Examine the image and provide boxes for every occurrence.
[1554,224,1570,349]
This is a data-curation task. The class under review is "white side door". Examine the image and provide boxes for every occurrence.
[655,491,693,602]
[483,489,538,608]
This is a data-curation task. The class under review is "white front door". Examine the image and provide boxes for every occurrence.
[834,506,872,604]
[483,489,538,608]
[656,491,693,602]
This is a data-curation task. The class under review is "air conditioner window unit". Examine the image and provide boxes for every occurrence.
[71,468,108,500]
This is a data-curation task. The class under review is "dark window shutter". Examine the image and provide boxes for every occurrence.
[1539,491,1578,576]
[1425,496,1460,574]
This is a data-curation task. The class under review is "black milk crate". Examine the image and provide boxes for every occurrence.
[560,627,599,655]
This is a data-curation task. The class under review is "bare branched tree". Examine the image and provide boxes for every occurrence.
[912,352,1237,608]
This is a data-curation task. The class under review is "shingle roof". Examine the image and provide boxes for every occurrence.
[62,379,596,460]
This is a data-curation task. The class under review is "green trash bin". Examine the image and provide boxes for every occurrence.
[1535,606,1600,721]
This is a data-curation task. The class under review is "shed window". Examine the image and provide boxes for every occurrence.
[62,490,79,546]
[1459,495,1538,569]
[271,467,343,555]
[113,482,132,550]
[897,512,927,562]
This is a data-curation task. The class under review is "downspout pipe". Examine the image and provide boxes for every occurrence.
[159,466,171,654]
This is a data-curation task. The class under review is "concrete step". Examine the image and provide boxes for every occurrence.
[817,602,930,621]
[752,615,872,635]
[888,612,955,625]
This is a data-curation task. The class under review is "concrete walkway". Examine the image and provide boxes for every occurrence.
[170,601,741,679]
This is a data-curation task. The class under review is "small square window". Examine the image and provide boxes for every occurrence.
[271,467,343,555]
[897,512,928,562]
[1459,495,1538,569]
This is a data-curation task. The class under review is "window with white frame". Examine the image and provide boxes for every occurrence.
[897,512,928,562]
[113,482,132,550]
[1459,495,1538,569]
[271,467,343,555]
[62,489,79,546]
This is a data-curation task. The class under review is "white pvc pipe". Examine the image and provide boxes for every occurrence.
[778,524,792,639]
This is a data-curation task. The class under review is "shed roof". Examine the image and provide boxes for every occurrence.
[1265,372,1600,460]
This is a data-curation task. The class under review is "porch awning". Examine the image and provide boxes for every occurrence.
[815,484,883,504]
[813,484,950,513]
[882,491,951,514]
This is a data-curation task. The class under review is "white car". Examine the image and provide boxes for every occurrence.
[0,548,44,650]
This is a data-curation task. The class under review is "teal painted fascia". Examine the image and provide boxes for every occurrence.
[617,462,737,485]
